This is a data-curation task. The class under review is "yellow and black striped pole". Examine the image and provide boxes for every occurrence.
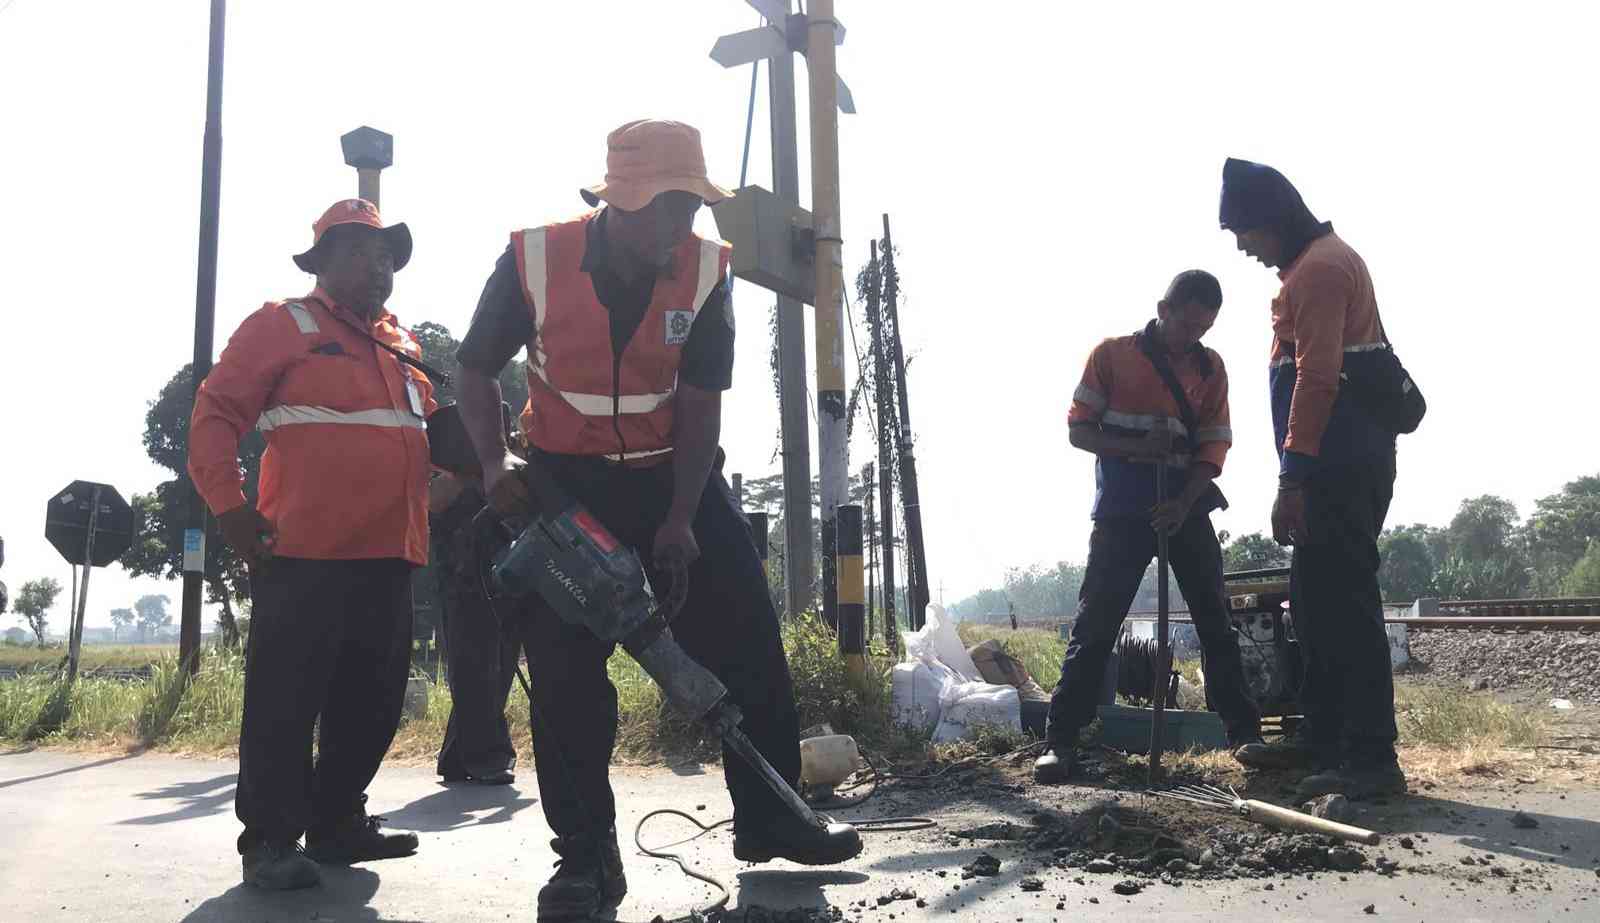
[838,503,866,679]
[748,511,770,580]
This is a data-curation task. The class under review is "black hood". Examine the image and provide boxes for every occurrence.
[1219,157,1332,261]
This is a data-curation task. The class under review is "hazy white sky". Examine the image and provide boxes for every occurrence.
[3,1,1598,631]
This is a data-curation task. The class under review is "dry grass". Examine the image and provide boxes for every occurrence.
[0,644,179,672]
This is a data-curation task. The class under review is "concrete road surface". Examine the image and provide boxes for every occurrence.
[4,748,1600,921]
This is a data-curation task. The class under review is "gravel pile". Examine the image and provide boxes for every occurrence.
[1405,630,1600,703]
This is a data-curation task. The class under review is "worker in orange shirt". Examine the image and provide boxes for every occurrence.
[189,200,433,890]
[1221,158,1404,800]
[1034,270,1261,783]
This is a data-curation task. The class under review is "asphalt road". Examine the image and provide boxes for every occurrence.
[4,748,1600,921]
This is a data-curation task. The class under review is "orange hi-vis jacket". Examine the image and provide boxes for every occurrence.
[188,290,438,565]
[510,212,730,460]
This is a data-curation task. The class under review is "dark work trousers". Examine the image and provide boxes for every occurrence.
[434,521,518,780]
[235,557,414,852]
[1046,513,1260,746]
[509,454,800,856]
[1291,453,1398,767]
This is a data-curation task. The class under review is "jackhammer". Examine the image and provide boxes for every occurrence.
[473,455,843,838]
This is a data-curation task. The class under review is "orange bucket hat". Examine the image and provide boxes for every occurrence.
[292,198,413,273]
[579,120,735,212]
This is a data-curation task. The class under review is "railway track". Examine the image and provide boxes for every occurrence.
[0,666,154,682]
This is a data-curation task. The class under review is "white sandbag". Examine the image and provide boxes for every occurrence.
[902,603,981,681]
[931,681,1022,743]
[891,661,957,731]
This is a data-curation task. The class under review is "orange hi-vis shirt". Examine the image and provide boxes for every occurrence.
[1269,232,1394,480]
[1068,323,1231,518]
[188,290,438,565]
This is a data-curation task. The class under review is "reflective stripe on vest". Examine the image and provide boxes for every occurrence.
[256,405,426,432]
[518,228,725,417]
[284,302,320,334]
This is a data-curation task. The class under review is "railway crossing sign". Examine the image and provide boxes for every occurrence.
[46,481,134,567]
[711,0,856,113]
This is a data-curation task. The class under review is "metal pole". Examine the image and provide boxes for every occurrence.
[357,168,381,209]
[881,216,929,628]
[732,472,743,511]
[67,486,102,683]
[838,504,865,679]
[808,0,848,634]
[1149,462,1171,782]
[181,0,227,677]
[748,511,770,580]
[767,3,814,621]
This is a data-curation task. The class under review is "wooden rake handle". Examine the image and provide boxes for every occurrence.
[1239,800,1381,845]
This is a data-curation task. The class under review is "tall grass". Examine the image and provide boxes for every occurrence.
[1395,683,1547,749]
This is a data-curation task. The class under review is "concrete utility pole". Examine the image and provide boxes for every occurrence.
[767,12,815,622]
[808,0,848,632]
[882,215,930,628]
[180,0,227,676]
[710,0,855,621]
[341,127,393,209]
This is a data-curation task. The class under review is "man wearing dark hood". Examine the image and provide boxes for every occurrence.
[1219,159,1405,800]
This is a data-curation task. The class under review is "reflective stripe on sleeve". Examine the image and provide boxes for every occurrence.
[1073,385,1108,413]
[257,405,426,432]
[1195,426,1233,444]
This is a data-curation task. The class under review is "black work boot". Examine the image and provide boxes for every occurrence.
[538,829,627,921]
[1033,742,1076,785]
[1234,727,1327,771]
[1296,759,1407,801]
[241,841,321,890]
[306,795,419,864]
[733,812,863,865]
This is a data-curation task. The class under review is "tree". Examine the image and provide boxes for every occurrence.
[134,594,173,644]
[1379,526,1437,603]
[109,607,135,643]
[1562,540,1600,597]
[13,578,62,647]
[1527,474,1600,595]
[1222,532,1290,572]
[411,321,529,414]
[1447,495,1523,563]
[119,364,259,647]
[1436,495,1530,599]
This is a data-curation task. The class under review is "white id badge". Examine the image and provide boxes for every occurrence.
[405,379,425,418]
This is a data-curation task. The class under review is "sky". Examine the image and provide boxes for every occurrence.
[3,1,1598,632]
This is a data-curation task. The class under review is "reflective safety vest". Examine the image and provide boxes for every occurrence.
[188,290,436,565]
[510,212,729,460]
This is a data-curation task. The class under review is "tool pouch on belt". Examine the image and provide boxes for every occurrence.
[1136,329,1228,516]
[1338,334,1427,435]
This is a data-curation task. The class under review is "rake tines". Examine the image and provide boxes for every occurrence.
[1149,782,1242,812]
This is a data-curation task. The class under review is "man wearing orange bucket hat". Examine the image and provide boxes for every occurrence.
[454,120,862,920]
[189,199,434,890]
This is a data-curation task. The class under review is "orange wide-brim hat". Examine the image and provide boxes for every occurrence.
[292,198,413,273]
[579,119,735,213]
